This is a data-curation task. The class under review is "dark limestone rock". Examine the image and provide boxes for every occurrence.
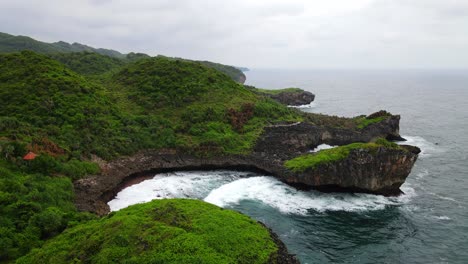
[268,90,315,106]
[279,147,419,195]
[74,114,419,217]
[254,114,404,159]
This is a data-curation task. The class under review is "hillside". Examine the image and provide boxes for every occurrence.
[0,50,407,263]
[0,51,301,262]
[0,32,247,83]
[0,32,124,58]
[106,56,301,154]
[198,60,247,83]
[16,199,282,264]
[49,52,126,76]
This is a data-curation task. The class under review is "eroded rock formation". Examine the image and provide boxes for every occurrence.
[74,114,420,216]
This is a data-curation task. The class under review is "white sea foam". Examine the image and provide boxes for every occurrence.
[110,171,416,215]
[288,102,316,109]
[108,171,248,211]
[433,216,451,220]
[416,169,429,179]
[429,192,459,203]
[309,144,336,152]
[204,176,416,215]
[398,135,442,157]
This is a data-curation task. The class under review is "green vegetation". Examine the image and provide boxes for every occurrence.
[0,51,301,158]
[0,159,97,261]
[285,138,400,172]
[247,86,304,95]
[355,116,386,129]
[0,32,247,83]
[197,60,246,83]
[125,52,150,62]
[0,32,124,58]
[106,56,302,155]
[0,50,300,261]
[17,199,278,264]
[49,52,126,76]
[0,43,397,262]
[355,110,392,129]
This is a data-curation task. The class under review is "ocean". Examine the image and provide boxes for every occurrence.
[109,69,468,263]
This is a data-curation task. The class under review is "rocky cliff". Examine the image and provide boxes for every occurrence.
[282,145,420,195]
[254,114,403,159]
[268,90,315,106]
[74,114,419,215]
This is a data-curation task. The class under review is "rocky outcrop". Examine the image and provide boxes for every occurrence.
[281,145,420,195]
[268,90,315,106]
[254,115,403,160]
[74,115,419,216]
[237,74,246,84]
[74,151,279,215]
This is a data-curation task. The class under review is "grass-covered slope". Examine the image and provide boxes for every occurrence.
[17,199,278,264]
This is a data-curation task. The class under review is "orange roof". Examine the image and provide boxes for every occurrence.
[23,152,38,161]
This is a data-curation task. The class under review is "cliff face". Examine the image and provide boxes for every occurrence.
[254,115,403,159]
[280,145,419,195]
[74,115,419,215]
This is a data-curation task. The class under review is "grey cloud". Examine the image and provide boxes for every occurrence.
[1,0,468,68]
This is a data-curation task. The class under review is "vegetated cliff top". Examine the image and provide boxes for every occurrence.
[16,199,280,264]
[0,32,247,83]
[0,52,300,160]
[197,60,247,83]
[0,50,301,262]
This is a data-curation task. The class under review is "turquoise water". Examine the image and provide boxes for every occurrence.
[110,69,468,263]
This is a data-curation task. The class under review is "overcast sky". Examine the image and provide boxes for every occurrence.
[1,0,468,69]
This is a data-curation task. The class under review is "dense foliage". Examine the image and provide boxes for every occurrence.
[0,51,300,262]
[49,52,126,76]
[197,60,246,83]
[0,32,124,58]
[17,199,278,264]
[284,138,401,172]
[0,159,97,261]
[0,32,247,84]
[107,56,302,154]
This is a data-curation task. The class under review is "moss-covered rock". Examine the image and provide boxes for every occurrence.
[246,86,315,106]
[16,199,283,264]
[284,139,401,172]
[281,139,419,195]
